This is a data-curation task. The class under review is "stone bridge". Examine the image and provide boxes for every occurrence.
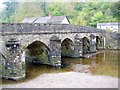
[0,23,106,80]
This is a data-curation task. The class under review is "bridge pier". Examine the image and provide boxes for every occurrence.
[49,36,61,67]
[73,35,83,57]
[90,35,97,52]
[2,38,25,80]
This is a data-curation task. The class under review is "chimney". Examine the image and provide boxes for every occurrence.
[48,13,52,18]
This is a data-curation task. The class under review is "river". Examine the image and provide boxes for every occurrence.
[1,50,119,84]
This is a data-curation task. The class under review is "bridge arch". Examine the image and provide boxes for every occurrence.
[26,40,51,64]
[24,37,49,50]
[96,36,102,50]
[61,38,74,57]
[61,35,74,44]
[0,53,7,65]
[82,37,90,54]
[89,34,97,52]
[90,34,96,39]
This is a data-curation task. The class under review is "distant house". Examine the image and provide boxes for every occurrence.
[97,22,119,32]
[22,15,70,24]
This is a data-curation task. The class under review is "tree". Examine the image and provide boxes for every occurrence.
[13,1,44,22]
[0,1,118,25]
[0,0,18,23]
[74,2,84,11]
[90,11,103,27]
[72,2,118,27]
[45,2,64,16]
[110,2,120,21]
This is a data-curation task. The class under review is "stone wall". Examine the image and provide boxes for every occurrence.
[0,23,107,80]
[1,23,106,33]
[105,33,120,49]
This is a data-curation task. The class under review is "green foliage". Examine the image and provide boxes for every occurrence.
[45,3,64,16]
[0,1,119,27]
[0,0,18,23]
[13,1,44,22]
[36,53,49,64]
[108,29,113,32]
[90,11,103,27]
[110,2,120,21]
[61,48,73,57]
[72,2,118,27]
[74,2,84,11]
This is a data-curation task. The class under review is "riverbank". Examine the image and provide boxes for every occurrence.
[1,72,118,88]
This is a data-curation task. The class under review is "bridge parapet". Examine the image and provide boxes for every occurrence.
[1,23,106,34]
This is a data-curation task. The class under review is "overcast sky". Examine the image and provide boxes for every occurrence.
[0,0,6,12]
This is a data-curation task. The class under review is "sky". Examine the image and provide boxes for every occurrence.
[0,0,6,12]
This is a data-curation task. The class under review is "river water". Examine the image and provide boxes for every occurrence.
[1,50,119,84]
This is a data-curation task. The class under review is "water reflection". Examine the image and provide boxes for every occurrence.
[63,50,119,77]
[1,50,119,84]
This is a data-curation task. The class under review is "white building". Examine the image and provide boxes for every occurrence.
[97,22,119,33]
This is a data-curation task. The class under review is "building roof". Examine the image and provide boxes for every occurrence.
[34,17,50,23]
[22,16,70,24]
[47,16,67,24]
[97,22,120,26]
[22,17,38,23]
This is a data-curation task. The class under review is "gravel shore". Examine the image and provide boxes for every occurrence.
[1,72,119,88]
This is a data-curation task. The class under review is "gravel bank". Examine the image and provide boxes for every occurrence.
[1,72,119,88]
